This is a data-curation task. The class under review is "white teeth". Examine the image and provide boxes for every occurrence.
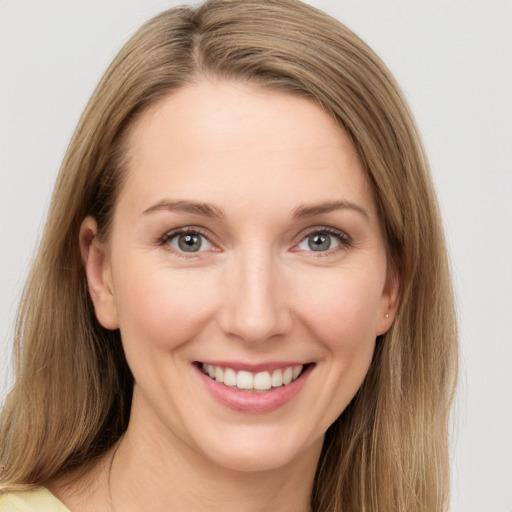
[201,363,304,391]
[214,366,224,383]
[282,367,293,385]
[237,370,253,390]
[253,371,272,390]
[223,368,237,387]
[271,369,283,387]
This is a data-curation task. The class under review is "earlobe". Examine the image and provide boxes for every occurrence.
[79,217,119,330]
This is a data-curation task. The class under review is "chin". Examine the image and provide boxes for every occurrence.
[191,426,323,474]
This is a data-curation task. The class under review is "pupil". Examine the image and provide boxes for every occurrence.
[308,233,330,251]
[178,234,202,252]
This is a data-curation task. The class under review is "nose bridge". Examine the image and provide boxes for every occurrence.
[219,245,291,343]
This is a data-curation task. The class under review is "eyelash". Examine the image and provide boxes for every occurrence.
[158,226,352,257]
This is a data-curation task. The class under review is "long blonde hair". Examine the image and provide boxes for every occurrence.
[0,1,457,510]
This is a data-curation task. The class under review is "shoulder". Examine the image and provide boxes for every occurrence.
[0,488,71,512]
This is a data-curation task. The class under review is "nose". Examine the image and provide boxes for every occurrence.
[217,249,293,344]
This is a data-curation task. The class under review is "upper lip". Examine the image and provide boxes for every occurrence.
[195,360,312,373]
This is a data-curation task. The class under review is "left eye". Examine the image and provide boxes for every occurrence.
[167,232,213,253]
[296,231,343,252]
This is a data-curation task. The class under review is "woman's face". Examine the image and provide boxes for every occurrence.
[84,80,397,473]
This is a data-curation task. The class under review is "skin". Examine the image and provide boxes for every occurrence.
[58,80,398,512]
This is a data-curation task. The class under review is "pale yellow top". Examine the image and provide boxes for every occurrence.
[0,488,70,512]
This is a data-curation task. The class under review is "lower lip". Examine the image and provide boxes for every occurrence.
[196,365,313,414]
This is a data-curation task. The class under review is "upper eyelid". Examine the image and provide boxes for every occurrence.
[161,225,213,240]
[295,225,351,242]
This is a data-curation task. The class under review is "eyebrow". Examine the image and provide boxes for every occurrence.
[292,200,369,221]
[141,199,369,221]
[141,200,225,218]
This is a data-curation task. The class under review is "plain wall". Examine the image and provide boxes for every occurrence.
[1,1,511,510]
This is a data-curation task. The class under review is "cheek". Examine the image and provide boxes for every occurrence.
[285,267,385,434]
[111,261,219,351]
[295,265,386,347]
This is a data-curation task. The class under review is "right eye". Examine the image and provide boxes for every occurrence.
[161,229,214,253]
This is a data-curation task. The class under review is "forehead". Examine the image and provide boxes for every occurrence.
[118,79,376,220]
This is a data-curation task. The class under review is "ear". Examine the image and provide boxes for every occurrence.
[80,216,119,330]
[376,264,400,336]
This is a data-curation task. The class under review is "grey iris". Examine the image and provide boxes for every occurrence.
[308,233,331,251]
[178,233,202,252]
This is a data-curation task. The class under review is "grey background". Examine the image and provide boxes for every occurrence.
[1,1,511,510]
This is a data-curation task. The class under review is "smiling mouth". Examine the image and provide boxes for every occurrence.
[198,363,311,392]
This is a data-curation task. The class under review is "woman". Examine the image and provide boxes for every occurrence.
[0,0,457,511]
